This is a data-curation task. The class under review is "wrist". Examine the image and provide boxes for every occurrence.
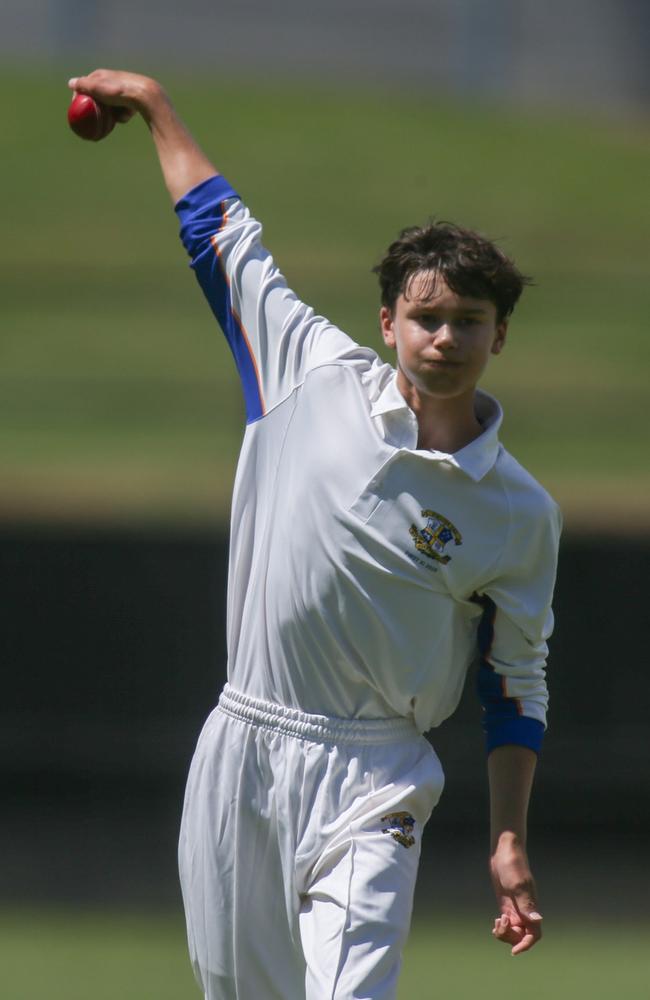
[490,829,527,856]
[134,78,171,122]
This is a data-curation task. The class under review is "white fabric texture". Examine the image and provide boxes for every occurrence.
[192,193,562,734]
[175,176,562,997]
[179,687,444,999]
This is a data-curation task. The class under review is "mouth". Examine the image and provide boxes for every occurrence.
[423,358,461,368]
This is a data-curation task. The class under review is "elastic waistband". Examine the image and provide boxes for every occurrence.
[217,684,418,746]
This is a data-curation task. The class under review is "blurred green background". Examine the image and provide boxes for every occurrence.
[2,907,649,999]
[2,4,650,994]
[2,71,649,529]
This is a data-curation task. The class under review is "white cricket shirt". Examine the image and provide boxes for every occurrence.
[177,175,561,752]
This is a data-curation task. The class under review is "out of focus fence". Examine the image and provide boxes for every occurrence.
[2,0,649,115]
[4,525,647,819]
[2,525,646,905]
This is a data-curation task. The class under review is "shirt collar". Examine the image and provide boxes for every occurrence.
[369,372,414,418]
[370,372,503,482]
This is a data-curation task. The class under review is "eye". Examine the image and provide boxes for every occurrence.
[417,313,440,328]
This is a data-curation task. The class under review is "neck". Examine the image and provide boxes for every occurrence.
[396,374,483,452]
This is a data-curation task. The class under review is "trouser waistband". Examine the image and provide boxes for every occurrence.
[217,683,419,746]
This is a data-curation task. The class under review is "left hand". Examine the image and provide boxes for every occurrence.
[490,834,543,955]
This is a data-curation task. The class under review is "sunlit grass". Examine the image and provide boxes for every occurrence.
[2,70,649,527]
[0,906,646,1000]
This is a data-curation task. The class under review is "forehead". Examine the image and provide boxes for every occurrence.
[403,270,493,312]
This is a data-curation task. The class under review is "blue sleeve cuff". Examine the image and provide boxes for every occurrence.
[174,174,240,225]
[484,717,545,755]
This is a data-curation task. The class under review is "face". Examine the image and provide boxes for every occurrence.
[380,271,507,403]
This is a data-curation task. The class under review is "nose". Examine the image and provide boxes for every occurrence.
[433,323,457,348]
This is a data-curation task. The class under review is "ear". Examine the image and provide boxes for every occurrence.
[380,305,396,349]
[491,320,508,356]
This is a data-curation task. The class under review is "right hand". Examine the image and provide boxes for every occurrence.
[69,68,216,204]
[67,69,167,123]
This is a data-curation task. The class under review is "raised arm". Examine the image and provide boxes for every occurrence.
[67,70,366,422]
[68,70,216,203]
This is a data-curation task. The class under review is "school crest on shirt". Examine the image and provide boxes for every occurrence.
[409,510,462,564]
[381,812,416,849]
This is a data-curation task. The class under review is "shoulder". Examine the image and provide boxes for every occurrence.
[495,447,562,539]
[306,343,393,388]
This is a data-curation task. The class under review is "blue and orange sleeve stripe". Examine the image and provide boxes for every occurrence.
[475,595,545,754]
[175,175,265,423]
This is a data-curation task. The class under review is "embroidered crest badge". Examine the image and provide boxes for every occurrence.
[409,509,462,564]
[381,811,416,849]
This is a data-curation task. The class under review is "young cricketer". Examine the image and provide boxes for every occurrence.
[67,70,561,1000]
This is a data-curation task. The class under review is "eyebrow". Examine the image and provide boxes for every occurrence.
[410,302,489,315]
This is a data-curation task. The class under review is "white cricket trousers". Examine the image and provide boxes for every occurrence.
[178,684,444,1000]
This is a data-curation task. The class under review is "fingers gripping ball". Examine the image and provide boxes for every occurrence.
[67,93,115,142]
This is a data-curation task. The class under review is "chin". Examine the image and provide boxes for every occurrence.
[418,375,465,395]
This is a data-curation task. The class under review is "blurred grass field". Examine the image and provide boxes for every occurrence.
[1,70,649,528]
[2,907,648,999]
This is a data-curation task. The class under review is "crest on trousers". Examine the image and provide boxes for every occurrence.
[381,812,416,849]
[409,509,462,564]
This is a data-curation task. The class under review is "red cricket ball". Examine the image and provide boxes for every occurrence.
[67,93,116,142]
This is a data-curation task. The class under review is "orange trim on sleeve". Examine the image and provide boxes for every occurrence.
[500,674,525,716]
[210,216,267,417]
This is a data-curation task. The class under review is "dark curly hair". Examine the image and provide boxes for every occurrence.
[373,221,532,322]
